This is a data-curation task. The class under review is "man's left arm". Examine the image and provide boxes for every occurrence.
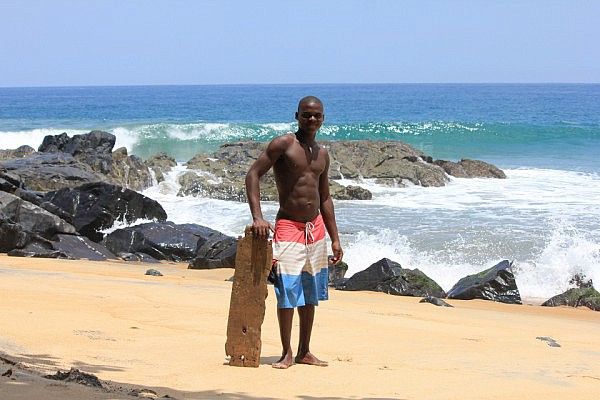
[319,150,343,264]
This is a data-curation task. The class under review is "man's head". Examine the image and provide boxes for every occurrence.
[295,96,324,137]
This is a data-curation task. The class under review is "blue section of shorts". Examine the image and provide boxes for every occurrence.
[274,268,329,308]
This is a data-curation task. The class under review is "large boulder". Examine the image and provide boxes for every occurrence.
[447,260,521,304]
[103,221,217,262]
[43,182,167,242]
[0,191,77,238]
[39,130,115,174]
[323,141,449,187]
[188,233,237,269]
[341,258,446,297]
[541,287,600,311]
[0,152,108,191]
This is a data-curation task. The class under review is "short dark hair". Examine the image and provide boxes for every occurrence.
[298,96,323,111]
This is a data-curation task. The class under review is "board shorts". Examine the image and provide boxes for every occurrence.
[272,214,329,308]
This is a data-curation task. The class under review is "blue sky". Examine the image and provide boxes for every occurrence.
[1,0,598,86]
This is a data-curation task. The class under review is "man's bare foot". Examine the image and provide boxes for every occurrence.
[272,351,293,369]
[295,352,328,367]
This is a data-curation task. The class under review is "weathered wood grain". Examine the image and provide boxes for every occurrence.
[225,226,272,367]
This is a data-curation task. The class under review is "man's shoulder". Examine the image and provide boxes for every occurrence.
[268,133,296,148]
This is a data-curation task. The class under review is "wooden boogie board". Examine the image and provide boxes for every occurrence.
[225,226,273,367]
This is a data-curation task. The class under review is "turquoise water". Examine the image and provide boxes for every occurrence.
[1,84,599,299]
[1,84,599,170]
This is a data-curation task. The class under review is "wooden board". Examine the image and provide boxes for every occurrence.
[225,226,273,367]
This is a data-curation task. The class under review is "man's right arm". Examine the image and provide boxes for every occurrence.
[245,135,290,238]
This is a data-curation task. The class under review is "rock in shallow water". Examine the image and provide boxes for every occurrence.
[340,258,446,298]
[446,260,522,304]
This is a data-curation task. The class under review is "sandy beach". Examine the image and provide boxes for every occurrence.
[0,255,598,399]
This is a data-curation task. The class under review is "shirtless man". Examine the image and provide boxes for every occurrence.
[245,96,343,369]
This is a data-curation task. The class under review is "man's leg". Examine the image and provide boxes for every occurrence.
[295,305,328,366]
[272,307,294,369]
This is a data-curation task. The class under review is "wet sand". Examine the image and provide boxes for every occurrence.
[1,254,599,399]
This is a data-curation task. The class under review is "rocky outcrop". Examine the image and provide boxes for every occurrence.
[2,132,163,193]
[340,258,446,297]
[43,182,167,242]
[542,287,600,311]
[39,130,115,174]
[103,221,217,262]
[447,260,521,304]
[434,159,507,179]
[177,140,505,202]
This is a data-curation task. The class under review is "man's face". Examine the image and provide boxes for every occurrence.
[295,101,324,135]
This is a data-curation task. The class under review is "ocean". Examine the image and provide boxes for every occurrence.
[1,84,599,300]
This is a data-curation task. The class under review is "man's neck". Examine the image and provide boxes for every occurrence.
[295,130,317,144]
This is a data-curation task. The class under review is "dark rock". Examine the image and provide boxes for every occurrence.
[188,233,237,269]
[104,221,215,261]
[44,368,103,388]
[52,234,117,260]
[7,234,116,260]
[0,152,108,191]
[36,131,154,191]
[0,218,30,252]
[145,269,163,276]
[447,260,522,304]
[420,296,454,307]
[44,182,167,242]
[7,236,70,259]
[0,175,73,222]
[0,191,76,238]
[39,130,115,174]
[341,258,446,297]
[541,287,600,311]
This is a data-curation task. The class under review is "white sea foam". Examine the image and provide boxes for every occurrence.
[131,165,600,301]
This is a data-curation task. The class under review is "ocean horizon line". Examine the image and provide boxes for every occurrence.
[2,82,600,90]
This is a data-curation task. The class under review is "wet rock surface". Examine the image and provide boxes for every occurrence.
[44,182,167,242]
[447,260,522,304]
[104,221,217,262]
[188,233,237,269]
[341,257,446,298]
